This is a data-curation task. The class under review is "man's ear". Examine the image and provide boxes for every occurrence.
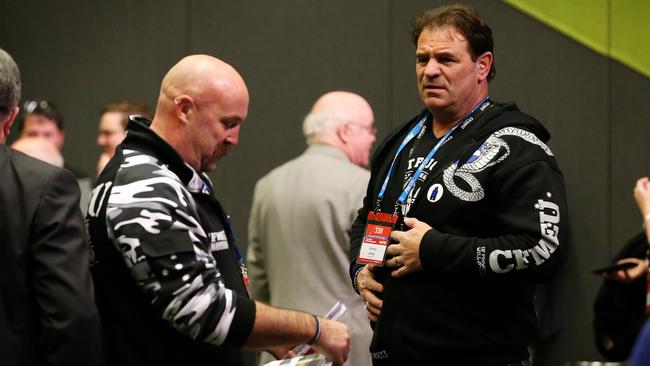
[476,51,493,82]
[174,95,194,124]
[337,121,352,144]
[1,106,19,141]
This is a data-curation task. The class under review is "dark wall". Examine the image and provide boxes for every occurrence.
[2,0,649,364]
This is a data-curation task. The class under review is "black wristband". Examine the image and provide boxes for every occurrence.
[307,314,321,346]
[352,266,364,294]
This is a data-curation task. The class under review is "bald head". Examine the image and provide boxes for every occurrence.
[158,55,248,108]
[151,55,249,173]
[303,91,373,143]
[303,91,376,167]
[310,91,372,118]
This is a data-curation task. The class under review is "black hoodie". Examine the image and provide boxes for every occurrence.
[350,101,568,365]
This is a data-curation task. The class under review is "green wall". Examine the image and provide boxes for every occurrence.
[504,0,650,78]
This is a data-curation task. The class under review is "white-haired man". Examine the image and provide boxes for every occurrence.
[248,91,376,365]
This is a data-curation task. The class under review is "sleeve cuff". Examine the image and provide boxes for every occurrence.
[223,295,256,347]
[419,228,445,271]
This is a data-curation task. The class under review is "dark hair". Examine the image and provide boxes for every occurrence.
[411,4,496,81]
[0,48,21,117]
[101,100,151,129]
[21,99,64,131]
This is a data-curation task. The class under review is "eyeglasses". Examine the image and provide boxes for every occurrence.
[21,99,64,128]
[347,121,377,136]
[23,99,56,114]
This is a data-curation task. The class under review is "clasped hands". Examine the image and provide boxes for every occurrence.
[358,217,431,321]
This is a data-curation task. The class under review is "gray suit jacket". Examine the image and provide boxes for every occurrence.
[0,145,103,366]
[248,144,372,366]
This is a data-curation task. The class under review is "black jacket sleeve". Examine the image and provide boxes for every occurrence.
[106,169,255,347]
[419,158,567,282]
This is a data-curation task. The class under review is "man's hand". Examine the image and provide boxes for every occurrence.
[603,258,649,283]
[634,177,650,243]
[312,319,350,366]
[386,217,432,277]
[266,346,294,360]
[634,177,650,219]
[357,264,383,321]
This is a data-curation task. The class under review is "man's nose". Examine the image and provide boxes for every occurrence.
[424,59,440,77]
[225,125,240,145]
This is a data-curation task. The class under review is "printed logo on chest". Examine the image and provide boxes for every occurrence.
[426,183,444,203]
[209,230,228,252]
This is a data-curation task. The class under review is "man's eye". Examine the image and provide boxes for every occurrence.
[221,120,239,129]
[416,56,428,65]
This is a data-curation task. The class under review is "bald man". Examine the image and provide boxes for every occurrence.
[247,91,376,365]
[86,56,350,366]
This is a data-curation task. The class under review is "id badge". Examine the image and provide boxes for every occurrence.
[357,211,398,266]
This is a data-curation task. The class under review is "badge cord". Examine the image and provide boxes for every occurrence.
[375,96,490,215]
[374,112,428,214]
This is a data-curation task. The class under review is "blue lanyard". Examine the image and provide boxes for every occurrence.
[375,97,491,212]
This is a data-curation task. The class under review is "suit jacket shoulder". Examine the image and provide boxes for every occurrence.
[0,145,103,366]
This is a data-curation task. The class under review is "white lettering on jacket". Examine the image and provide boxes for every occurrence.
[489,197,560,274]
[209,230,228,252]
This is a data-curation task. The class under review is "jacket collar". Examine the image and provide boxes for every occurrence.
[304,143,351,163]
[122,116,211,193]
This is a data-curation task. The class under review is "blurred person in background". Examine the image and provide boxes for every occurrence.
[96,99,151,175]
[19,98,92,213]
[248,91,376,366]
[11,136,64,167]
[628,177,650,365]
[19,99,65,155]
[594,177,650,362]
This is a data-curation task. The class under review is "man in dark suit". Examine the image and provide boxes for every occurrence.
[0,48,103,365]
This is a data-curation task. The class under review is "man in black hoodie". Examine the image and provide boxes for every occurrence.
[349,5,567,365]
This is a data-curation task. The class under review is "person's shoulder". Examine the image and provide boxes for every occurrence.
[2,148,80,210]
[256,149,314,181]
[490,126,554,154]
[484,102,551,142]
[300,146,369,179]
[341,160,370,179]
[114,148,177,184]
[478,104,554,157]
[108,149,191,211]
[371,111,427,165]
[256,157,293,184]
[383,112,425,143]
[480,125,561,178]
[5,146,68,182]
[5,145,57,169]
